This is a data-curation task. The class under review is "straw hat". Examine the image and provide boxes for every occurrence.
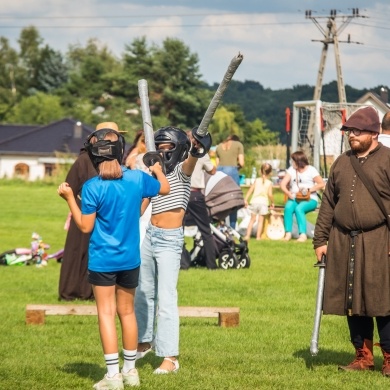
[96,121,127,133]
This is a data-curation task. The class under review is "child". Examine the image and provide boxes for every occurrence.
[244,163,274,240]
[135,126,210,374]
[57,123,169,390]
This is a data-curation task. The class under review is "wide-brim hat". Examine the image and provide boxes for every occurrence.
[96,121,127,133]
[341,106,380,133]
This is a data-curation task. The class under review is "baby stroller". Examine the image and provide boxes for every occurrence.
[184,171,250,270]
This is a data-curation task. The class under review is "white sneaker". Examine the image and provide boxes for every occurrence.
[283,232,292,241]
[297,234,307,242]
[122,368,140,387]
[93,373,124,390]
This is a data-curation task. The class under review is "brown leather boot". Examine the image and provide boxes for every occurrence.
[375,343,390,377]
[338,339,374,371]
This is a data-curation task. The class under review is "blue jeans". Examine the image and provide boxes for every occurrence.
[284,198,317,235]
[135,223,183,357]
[217,166,240,228]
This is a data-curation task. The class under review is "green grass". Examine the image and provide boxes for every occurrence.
[0,182,387,389]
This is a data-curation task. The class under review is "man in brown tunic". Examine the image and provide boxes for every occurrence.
[313,106,390,376]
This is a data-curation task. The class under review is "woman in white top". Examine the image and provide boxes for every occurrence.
[280,151,325,242]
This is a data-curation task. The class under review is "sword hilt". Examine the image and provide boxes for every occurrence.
[143,152,166,175]
[314,254,326,268]
[190,127,212,158]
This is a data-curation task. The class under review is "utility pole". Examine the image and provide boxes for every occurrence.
[305,8,364,104]
[300,9,365,171]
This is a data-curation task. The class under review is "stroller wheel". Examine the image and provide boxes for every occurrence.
[218,250,239,270]
[237,253,251,268]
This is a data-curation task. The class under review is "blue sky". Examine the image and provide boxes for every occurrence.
[1,1,389,93]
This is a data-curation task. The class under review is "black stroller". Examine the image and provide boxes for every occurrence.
[183,171,250,270]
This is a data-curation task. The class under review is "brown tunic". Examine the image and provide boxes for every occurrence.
[58,149,97,301]
[313,144,390,316]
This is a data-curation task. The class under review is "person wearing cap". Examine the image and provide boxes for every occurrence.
[379,111,390,148]
[313,106,390,376]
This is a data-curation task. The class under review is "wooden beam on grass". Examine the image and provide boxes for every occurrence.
[25,304,240,327]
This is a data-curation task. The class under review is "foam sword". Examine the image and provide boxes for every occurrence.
[138,79,165,172]
[310,254,326,356]
[191,52,244,157]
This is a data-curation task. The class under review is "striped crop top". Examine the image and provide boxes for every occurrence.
[151,162,191,214]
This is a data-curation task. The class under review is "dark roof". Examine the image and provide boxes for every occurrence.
[0,124,38,142]
[356,92,390,112]
[0,118,95,156]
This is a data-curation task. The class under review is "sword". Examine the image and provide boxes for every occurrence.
[138,79,165,171]
[310,254,326,356]
[191,52,244,157]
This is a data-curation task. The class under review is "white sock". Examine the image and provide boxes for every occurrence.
[122,349,137,373]
[104,353,119,377]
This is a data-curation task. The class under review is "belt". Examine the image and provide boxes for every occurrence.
[344,221,386,316]
[190,188,202,192]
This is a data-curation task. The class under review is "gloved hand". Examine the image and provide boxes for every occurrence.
[189,127,212,158]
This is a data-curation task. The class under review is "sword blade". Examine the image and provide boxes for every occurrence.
[138,79,156,152]
[310,255,326,356]
[196,52,244,137]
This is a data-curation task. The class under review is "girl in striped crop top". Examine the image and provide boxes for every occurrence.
[135,126,208,374]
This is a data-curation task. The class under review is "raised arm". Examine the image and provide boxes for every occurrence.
[57,183,95,233]
[149,162,170,195]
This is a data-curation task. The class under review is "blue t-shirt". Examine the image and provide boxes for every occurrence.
[81,167,160,272]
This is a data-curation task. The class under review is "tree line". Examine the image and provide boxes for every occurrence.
[0,26,277,149]
[0,26,386,148]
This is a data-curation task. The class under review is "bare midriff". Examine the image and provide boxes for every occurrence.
[151,208,185,229]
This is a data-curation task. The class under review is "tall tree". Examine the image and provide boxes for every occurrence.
[17,26,44,94]
[36,46,68,93]
[59,38,121,121]
[0,37,19,118]
[150,38,211,128]
[64,39,119,101]
[111,36,155,100]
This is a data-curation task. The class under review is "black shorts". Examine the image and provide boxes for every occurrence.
[88,267,140,289]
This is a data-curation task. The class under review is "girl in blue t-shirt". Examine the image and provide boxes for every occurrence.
[58,123,170,390]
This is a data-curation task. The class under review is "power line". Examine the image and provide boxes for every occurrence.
[0,12,267,19]
[351,21,390,31]
[0,21,311,29]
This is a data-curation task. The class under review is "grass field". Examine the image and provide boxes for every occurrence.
[0,181,388,389]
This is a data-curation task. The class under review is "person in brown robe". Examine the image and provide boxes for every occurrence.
[313,106,390,376]
[58,148,97,300]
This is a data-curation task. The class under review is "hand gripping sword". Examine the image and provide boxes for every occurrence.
[190,52,244,157]
[310,254,326,356]
[138,79,165,172]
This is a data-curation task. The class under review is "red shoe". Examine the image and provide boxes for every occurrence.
[338,339,374,371]
[375,342,390,377]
